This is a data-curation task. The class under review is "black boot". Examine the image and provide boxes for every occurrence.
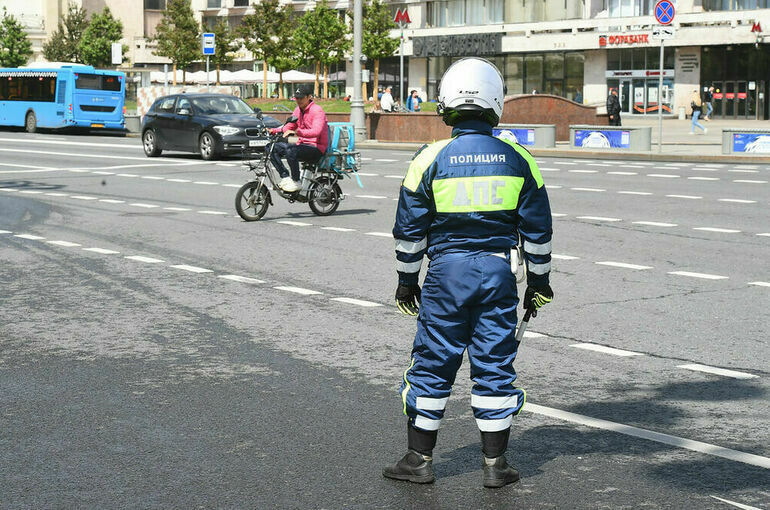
[383,420,437,484]
[481,427,519,488]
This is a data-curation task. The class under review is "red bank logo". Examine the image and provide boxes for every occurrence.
[599,35,607,47]
[752,22,762,33]
[394,8,411,25]
[599,34,649,46]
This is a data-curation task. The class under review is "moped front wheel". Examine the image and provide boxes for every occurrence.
[235,182,270,221]
[308,176,342,216]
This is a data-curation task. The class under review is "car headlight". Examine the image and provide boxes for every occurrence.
[213,125,241,136]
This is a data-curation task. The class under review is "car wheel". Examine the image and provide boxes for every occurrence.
[25,112,37,133]
[143,129,162,157]
[199,132,217,160]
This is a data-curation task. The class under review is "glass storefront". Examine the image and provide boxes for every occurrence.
[701,44,770,119]
[606,47,674,115]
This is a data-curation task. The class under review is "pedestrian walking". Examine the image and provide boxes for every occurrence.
[689,89,707,134]
[704,86,714,120]
[384,57,553,489]
[606,88,621,126]
[380,86,394,112]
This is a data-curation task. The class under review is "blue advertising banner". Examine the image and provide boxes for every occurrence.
[732,133,770,153]
[574,129,630,149]
[493,128,535,146]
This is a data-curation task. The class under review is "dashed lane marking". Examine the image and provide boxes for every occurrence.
[633,221,677,227]
[525,403,770,470]
[618,191,652,195]
[551,213,568,217]
[222,184,242,188]
[140,176,164,180]
[331,297,383,307]
[170,264,213,274]
[677,364,758,380]
[92,171,114,175]
[167,178,191,183]
[116,174,138,177]
[14,234,45,240]
[355,194,388,199]
[607,171,637,175]
[688,177,719,181]
[571,187,605,192]
[666,194,702,199]
[45,192,68,197]
[273,286,322,295]
[547,185,562,189]
[577,216,622,222]
[748,281,770,287]
[733,179,767,184]
[570,343,644,357]
[130,203,160,208]
[693,227,741,233]
[99,199,125,204]
[718,198,757,204]
[82,247,120,254]
[47,240,81,247]
[125,255,164,263]
[569,169,598,173]
[375,158,398,162]
[385,175,404,179]
[194,181,219,185]
[595,261,652,270]
[71,195,98,200]
[276,220,312,226]
[19,190,44,194]
[728,169,760,173]
[163,207,191,211]
[540,167,560,172]
[197,210,229,215]
[522,331,545,339]
[709,495,763,510]
[648,174,680,178]
[586,163,611,167]
[758,233,770,237]
[356,172,379,176]
[0,230,12,234]
[365,232,392,238]
[668,271,728,280]
[218,275,264,284]
[321,227,356,232]
[552,254,580,260]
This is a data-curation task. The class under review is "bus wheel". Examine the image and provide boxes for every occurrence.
[25,112,37,133]
[143,129,162,157]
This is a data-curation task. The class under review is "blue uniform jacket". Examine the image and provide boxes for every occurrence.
[393,119,552,287]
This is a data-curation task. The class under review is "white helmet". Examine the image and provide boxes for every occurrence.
[437,58,505,126]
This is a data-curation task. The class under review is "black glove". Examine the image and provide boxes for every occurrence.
[523,284,553,317]
[396,284,421,316]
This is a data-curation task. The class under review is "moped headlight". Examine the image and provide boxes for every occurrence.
[214,125,240,136]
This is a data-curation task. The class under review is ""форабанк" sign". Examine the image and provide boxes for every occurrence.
[599,34,650,46]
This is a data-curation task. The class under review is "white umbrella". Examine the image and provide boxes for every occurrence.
[281,70,317,83]
[231,68,280,83]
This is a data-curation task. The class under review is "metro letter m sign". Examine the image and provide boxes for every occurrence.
[394,8,411,25]
[752,21,762,33]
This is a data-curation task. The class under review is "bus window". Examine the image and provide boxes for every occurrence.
[76,73,121,91]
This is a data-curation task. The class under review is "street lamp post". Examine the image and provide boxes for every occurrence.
[351,0,366,142]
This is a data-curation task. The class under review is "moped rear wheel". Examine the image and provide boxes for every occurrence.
[308,176,341,216]
[235,182,270,221]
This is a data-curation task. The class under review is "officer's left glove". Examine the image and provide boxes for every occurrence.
[523,284,553,317]
[396,284,421,316]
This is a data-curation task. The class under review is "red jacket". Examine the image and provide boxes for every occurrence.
[276,101,329,153]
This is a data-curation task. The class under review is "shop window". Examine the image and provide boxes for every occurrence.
[565,52,584,101]
[505,55,524,95]
[607,0,659,16]
[234,0,249,5]
[545,53,564,80]
[144,0,165,9]
[525,55,543,94]
[207,0,221,8]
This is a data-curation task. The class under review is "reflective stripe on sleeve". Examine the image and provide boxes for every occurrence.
[475,415,513,432]
[527,261,551,275]
[524,240,552,255]
[471,394,519,410]
[414,415,442,431]
[396,260,423,273]
[395,237,427,254]
[416,396,449,411]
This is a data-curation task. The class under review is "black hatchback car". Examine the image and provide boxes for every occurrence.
[141,93,281,160]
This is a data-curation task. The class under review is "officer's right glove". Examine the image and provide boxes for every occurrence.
[523,284,553,317]
[396,284,421,316]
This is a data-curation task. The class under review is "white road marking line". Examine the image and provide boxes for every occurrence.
[733,179,767,184]
[539,167,560,172]
[758,233,770,237]
[0,147,159,162]
[595,261,652,270]
[356,172,379,176]
[116,173,138,177]
[99,199,125,204]
[356,194,388,199]
[276,220,312,226]
[140,176,165,180]
[385,175,404,179]
[92,171,114,175]
[625,165,645,168]
[728,169,760,173]
[14,234,45,240]
[586,163,611,167]
[668,271,728,280]
[577,216,621,222]
[331,297,383,307]
[718,198,756,204]
[361,157,373,161]
[83,247,120,254]
[522,331,545,339]
[732,165,758,169]
[666,194,702,199]
[194,181,219,185]
[197,210,229,215]
[709,495,763,510]
[701,164,725,168]
[571,187,605,192]
[633,221,677,227]
[748,281,770,287]
[71,195,98,200]
[167,178,192,183]
[0,188,19,192]
[45,192,68,196]
[222,183,242,188]
[618,191,653,195]
[693,227,741,233]
[547,185,562,189]
[68,169,89,173]
[365,232,392,238]
[569,169,598,173]
[551,213,568,217]
[163,207,191,211]
[0,136,145,150]
[273,286,322,295]
[553,161,576,165]
[125,255,164,263]
[216,163,238,167]
[0,230,12,234]
[375,158,398,162]
[47,240,81,247]
[647,173,680,178]
[322,227,356,232]
[170,264,213,273]
[607,171,637,175]
[677,364,758,380]
[0,162,52,169]
[0,168,60,174]
[570,343,644,357]
[130,203,160,208]
[525,403,770,469]
[218,274,264,284]
[552,254,580,260]
[19,190,44,194]
[688,176,720,181]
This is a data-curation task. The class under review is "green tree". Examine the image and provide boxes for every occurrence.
[360,0,399,102]
[0,7,33,67]
[238,0,290,99]
[263,3,296,99]
[78,6,126,68]
[153,0,200,85]
[42,2,89,63]
[210,18,240,85]
[295,1,350,98]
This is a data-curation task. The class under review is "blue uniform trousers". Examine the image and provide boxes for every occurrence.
[400,251,525,433]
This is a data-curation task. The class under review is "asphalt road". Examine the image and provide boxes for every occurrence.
[1,130,768,509]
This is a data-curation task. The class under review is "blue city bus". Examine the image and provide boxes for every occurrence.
[0,64,125,132]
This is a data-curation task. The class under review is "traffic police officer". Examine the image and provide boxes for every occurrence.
[383,58,553,488]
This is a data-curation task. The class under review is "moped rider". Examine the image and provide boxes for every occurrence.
[269,84,329,192]
[384,57,553,488]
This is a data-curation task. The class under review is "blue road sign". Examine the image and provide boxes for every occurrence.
[654,0,675,25]
[202,32,215,56]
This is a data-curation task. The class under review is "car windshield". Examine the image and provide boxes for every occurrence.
[192,96,254,115]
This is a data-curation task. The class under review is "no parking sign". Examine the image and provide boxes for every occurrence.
[654,0,675,25]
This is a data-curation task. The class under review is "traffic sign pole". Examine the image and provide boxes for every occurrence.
[654,0,674,154]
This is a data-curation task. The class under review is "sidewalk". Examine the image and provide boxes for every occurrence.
[358,116,770,163]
